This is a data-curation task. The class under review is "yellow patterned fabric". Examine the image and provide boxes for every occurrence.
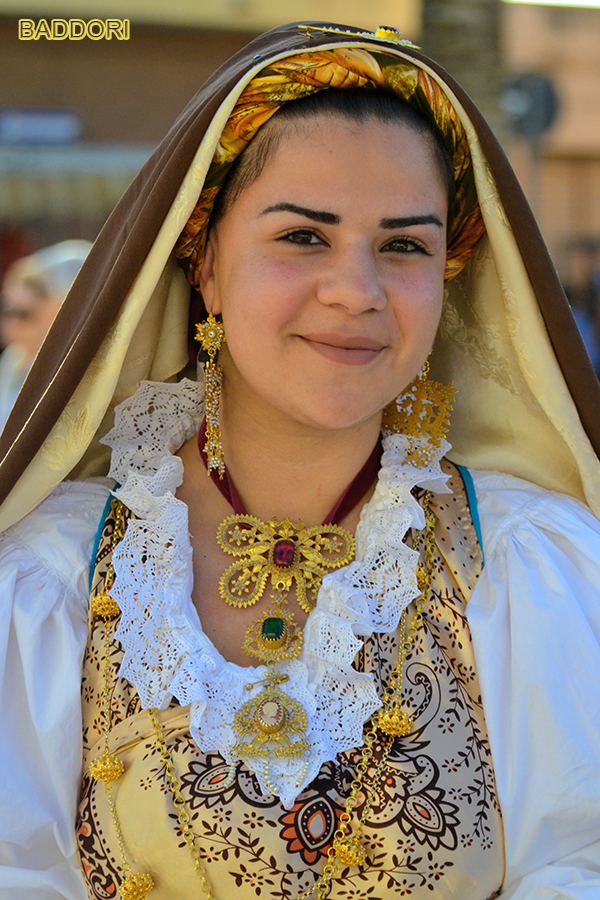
[77,463,504,900]
[174,49,484,287]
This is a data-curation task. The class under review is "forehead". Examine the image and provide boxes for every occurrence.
[229,115,447,216]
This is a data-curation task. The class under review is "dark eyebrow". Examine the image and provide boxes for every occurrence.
[380,215,444,229]
[260,203,340,225]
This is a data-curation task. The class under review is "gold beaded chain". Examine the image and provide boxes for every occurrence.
[148,710,214,897]
[89,492,435,900]
[89,499,155,900]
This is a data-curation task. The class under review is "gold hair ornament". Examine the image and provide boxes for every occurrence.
[298,24,420,49]
[195,313,226,478]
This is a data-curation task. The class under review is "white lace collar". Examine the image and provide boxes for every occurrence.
[102,378,450,809]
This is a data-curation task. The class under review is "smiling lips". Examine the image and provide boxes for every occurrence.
[300,332,385,365]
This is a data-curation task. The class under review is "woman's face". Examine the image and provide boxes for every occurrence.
[0,276,60,361]
[200,115,448,434]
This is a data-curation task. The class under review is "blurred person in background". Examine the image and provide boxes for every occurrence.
[0,240,91,429]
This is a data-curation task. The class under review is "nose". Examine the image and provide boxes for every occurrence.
[315,245,387,315]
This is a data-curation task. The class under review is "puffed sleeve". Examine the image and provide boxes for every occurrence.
[466,471,600,899]
[0,480,112,899]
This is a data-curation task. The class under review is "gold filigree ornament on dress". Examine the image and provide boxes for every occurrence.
[375,707,414,738]
[88,750,125,782]
[119,874,156,900]
[233,675,310,759]
[91,589,120,620]
[217,515,354,612]
[332,833,368,867]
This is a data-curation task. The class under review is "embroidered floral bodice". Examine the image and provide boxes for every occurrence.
[102,378,451,809]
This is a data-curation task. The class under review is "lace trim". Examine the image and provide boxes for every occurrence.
[101,379,450,809]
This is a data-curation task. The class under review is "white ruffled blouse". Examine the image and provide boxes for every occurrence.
[1,380,600,899]
[103,380,452,807]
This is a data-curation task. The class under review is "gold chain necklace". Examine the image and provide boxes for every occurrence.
[205,430,387,768]
[89,491,435,900]
[215,510,354,766]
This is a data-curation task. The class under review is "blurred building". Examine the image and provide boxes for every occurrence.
[0,0,419,269]
[0,0,599,274]
[503,2,600,273]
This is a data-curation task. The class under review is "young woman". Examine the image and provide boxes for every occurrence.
[1,22,599,900]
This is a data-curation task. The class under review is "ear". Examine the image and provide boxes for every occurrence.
[198,233,221,315]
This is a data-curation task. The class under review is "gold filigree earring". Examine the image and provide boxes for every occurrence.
[195,312,226,478]
[382,362,455,467]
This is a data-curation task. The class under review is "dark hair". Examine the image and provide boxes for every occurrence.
[212,88,456,223]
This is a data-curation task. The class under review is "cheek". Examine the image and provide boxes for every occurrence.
[219,298,284,384]
[390,271,444,344]
[422,282,445,337]
[218,265,303,354]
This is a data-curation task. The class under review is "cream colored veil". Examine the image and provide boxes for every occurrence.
[1,21,599,532]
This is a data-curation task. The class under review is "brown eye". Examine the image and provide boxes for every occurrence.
[279,229,324,246]
[382,237,430,255]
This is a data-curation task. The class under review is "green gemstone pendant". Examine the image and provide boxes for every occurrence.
[261,617,286,649]
[242,597,303,662]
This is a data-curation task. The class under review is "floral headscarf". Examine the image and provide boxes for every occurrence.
[174,48,485,288]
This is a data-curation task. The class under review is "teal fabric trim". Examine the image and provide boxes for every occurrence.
[456,464,484,566]
[88,486,118,595]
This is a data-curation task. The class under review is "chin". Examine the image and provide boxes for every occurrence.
[288,398,385,433]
